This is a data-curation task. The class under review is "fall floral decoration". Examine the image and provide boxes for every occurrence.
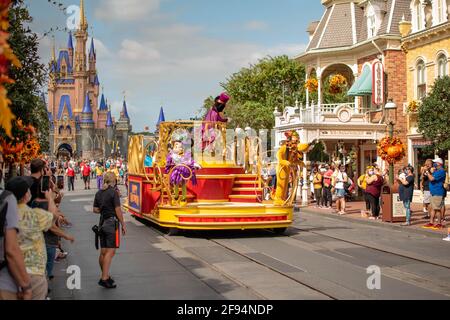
[0,0,21,142]
[377,137,406,165]
[1,119,41,164]
[329,74,348,94]
[304,78,318,93]
[406,100,420,113]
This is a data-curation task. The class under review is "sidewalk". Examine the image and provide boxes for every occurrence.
[300,200,450,237]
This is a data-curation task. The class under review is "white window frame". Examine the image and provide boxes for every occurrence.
[437,53,448,78]
[416,59,427,100]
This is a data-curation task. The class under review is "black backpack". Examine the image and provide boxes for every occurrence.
[0,190,12,271]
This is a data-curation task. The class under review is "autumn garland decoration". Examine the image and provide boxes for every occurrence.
[1,119,41,164]
[377,137,406,165]
[304,78,318,93]
[329,74,348,94]
[0,0,21,143]
[406,100,420,113]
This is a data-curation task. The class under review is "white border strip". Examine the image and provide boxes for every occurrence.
[351,2,357,44]
[387,0,396,33]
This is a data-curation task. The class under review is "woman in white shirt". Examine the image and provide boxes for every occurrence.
[332,165,348,215]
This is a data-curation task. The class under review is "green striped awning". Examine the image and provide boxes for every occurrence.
[348,66,372,96]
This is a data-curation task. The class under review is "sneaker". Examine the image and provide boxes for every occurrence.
[443,236,450,242]
[401,222,411,226]
[423,223,434,229]
[98,279,117,289]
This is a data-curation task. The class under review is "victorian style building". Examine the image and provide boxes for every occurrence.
[275,0,415,178]
[46,0,132,159]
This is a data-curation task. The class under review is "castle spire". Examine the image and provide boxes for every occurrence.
[82,93,93,114]
[67,32,74,50]
[80,0,88,31]
[106,110,113,127]
[51,37,56,62]
[121,99,130,119]
[89,37,95,59]
[99,93,107,111]
[157,106,165,126]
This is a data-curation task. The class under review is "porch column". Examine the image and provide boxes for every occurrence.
[306,73,310,108]
[302,152,309,207]
[317,76,322,115]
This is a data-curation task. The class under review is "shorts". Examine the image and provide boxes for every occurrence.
[431,196,444,211]
[423,191,431,204]
[336,188,346,198]
[83,176,90,183]
[100,217,120,249]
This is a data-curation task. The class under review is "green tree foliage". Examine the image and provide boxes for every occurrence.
[417,76,450,152]
[1,0,49,151]
[202,56,306,130]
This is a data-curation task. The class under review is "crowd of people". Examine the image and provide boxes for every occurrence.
[0,154,128,300]
[48,158,128,192]
[262,158,449,236]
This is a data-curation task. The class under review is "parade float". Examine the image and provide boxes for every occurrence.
[123,120,309,234]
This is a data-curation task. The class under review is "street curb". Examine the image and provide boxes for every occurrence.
[298,207,445,239]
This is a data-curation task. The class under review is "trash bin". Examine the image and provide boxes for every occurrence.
[381,185,406,223]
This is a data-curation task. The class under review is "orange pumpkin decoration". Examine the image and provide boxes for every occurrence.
[387,145,402,158]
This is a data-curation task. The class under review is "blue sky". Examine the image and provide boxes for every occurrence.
[28,0,323,131]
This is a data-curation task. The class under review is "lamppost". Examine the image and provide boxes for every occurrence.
[384,98,397,185]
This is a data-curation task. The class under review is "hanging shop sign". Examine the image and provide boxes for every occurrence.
[372,61,385,106]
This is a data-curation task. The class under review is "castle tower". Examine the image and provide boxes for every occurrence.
[67,32,74,67]
[97,92,108,129]
[105,110,114,157]
[73,0,88,114]
[155,106,165,136]
[80,93,95,158]
[88,38,96,84]
[116,99,132,159]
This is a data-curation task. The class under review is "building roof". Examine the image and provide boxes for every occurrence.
[56,50,73,74]
[305,0,411,53]
[106,111,113,127]
[57,95,73,120]
[99,93,108,111]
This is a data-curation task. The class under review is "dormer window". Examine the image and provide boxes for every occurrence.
[436,0,448,24]
[367,4,378,38]
[412,0,425,31]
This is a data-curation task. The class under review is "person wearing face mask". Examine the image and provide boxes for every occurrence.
[358,166,372,218]
[332,165,348,215]
[365,166,384,220]
[398,166,415,226]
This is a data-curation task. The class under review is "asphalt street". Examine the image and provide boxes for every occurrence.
[49,179,450,300]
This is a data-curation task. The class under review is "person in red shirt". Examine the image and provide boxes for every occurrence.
[321,164,335,209]
[81,161,91,190]
[66,165,75,191]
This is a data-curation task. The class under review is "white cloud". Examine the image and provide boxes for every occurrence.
[88,37,112,59]
[244,20,269,31]
[95,0,160,21]
[118,40,160,61]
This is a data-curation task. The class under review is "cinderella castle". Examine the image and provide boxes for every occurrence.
[46,0,132,160]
